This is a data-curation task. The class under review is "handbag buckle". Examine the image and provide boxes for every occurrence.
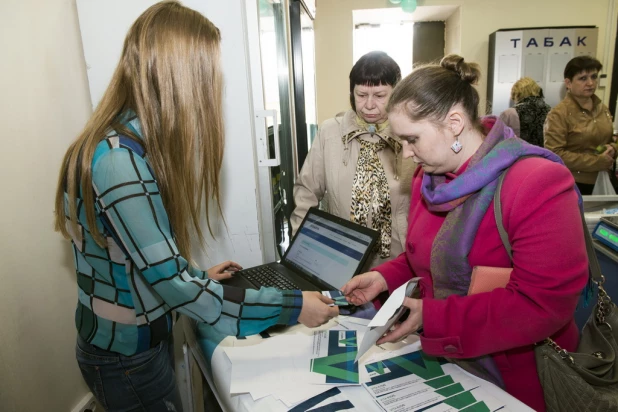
[547,338,575,364]
[594,274,606,287]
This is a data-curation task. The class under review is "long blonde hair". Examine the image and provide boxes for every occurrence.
[54,1,224,265]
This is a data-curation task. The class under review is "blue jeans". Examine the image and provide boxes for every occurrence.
[76,336,183,411]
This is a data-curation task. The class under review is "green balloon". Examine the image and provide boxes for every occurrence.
[401,0,417,13]
[389,0,402,4]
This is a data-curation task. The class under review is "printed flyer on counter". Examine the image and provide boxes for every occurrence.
[361,349,506,412]
[364,350,450,396]
[310,329,359,385]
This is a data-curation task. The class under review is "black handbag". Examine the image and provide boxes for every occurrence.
[494,165,618,412]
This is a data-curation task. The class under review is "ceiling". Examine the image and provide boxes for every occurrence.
[353,6,459,25]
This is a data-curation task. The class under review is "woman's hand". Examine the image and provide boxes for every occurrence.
[341,271,388,305]
[377,297,423,345]
[601,145,616,166]
[207,260,242,281]
[298,292,339,327]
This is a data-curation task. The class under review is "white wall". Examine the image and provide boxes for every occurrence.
[315,0,618,122]
[0,0,93,411]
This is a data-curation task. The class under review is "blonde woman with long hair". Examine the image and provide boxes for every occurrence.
[54,2,337,410]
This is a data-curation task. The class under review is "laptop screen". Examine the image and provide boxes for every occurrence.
[283,211,375,289]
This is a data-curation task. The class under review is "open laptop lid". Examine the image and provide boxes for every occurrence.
[281,207,379,290]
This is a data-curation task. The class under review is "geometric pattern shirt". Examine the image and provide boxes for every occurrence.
[66,117,302,356]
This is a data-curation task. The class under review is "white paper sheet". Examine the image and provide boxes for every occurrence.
[225,327,361,401]
[356,278,420,362]
[367,278,420,327]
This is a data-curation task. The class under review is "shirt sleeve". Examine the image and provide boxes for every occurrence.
[420,159,588,358]
[374,252,415,294]
[544,109,613,172]
[92,147,302,337]
[291,124,327,234]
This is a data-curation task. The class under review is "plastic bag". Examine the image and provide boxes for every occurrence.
[592,171,618,195]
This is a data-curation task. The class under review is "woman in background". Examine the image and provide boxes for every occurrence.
[499,77,550,147]
[544,55,618,194]
[292,51,414,271]
[54,3,337,410]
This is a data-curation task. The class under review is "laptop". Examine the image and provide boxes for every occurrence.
[222,207,379,292]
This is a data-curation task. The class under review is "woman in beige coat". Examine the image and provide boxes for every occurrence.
[291,51,414,270]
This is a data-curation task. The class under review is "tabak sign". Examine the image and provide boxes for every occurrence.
[509,36,589,48]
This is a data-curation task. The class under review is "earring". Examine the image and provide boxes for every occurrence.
[451,138,462,154]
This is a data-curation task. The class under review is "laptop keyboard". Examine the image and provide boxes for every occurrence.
[241,266,300,290]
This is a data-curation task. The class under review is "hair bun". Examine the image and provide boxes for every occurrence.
[440,54,480,85]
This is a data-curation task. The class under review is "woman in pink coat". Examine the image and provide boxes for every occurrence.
[342,55,589,411]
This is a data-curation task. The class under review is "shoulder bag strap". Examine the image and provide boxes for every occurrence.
[493,159,604,285]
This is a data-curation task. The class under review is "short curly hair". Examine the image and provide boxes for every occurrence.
[510,77,542,103]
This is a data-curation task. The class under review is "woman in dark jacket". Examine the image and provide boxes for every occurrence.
[499,77,550,147]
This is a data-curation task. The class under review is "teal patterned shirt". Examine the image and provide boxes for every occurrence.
[66,117,302,355]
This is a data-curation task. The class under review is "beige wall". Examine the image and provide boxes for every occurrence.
[445,7,461,55]
[0,1,92,411]
[314,0,618,123]
[314,0,397,123]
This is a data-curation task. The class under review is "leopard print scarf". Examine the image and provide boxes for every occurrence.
[342,124,401,258]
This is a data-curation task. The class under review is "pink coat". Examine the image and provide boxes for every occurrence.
[375,157,589,411]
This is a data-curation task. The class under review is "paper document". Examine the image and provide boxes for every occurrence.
[356,278,420,362]
[423,387,506,411]
[225,329,360,397]
[372,370,475,403]
[376,377,479,411]
[364,351,457,398]
[360,347,507,412]
[225,333,316,394]
[311,330,359,384]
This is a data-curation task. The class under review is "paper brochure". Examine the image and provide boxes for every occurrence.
[356,278,420,362]
[376,377,480,411]
[365,362,462,398]
[423,387,507,412]
[311,330,359,384]
[360,348,507,412]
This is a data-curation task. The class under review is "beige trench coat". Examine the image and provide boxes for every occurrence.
[291,109,415,271]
